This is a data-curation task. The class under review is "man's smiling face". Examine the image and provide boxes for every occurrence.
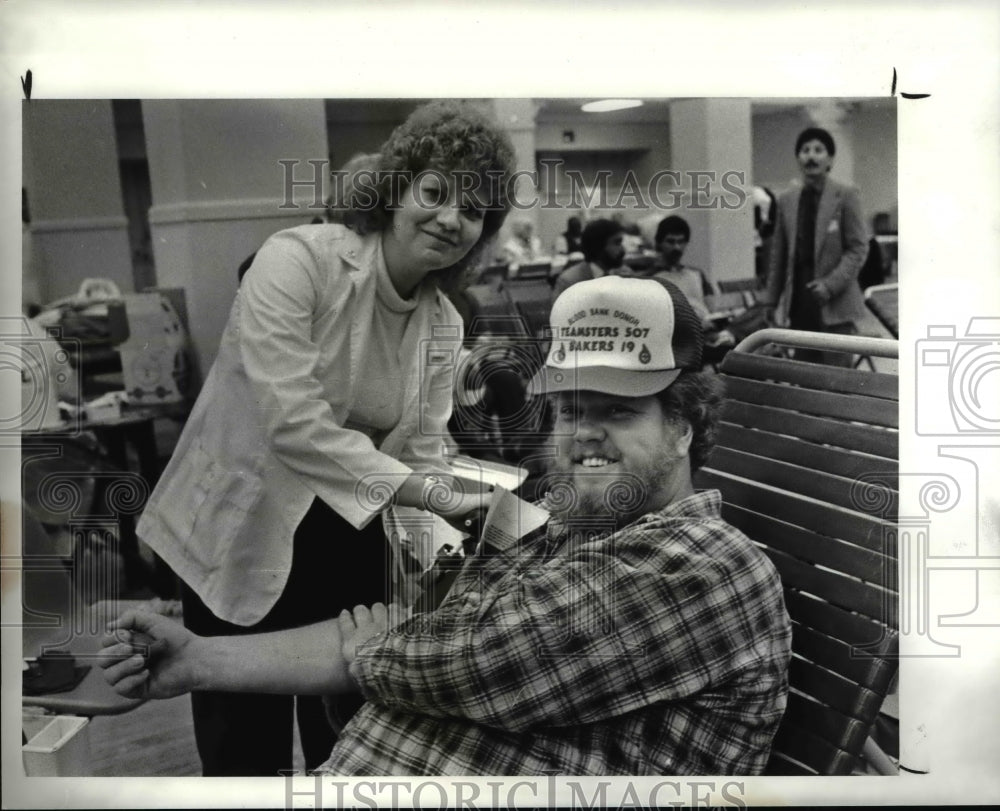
[550,390,691,523]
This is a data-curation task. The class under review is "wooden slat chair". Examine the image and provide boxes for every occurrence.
[463,284,531,338]
[716,277,762,294]
[693,328,900,776]
[505,278,554,341]
[864,282,899,339]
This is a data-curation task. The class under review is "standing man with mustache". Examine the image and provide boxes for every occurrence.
[760,127,869,366]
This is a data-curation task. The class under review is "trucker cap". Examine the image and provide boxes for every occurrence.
[527,275,704,397]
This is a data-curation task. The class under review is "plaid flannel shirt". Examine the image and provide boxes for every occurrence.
[318,490,791,776]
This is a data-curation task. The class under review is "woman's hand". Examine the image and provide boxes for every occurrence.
[396,472,491,530]
[98,610,203,699]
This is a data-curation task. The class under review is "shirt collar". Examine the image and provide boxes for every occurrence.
[638,489,722,523]
[543,489,723,547]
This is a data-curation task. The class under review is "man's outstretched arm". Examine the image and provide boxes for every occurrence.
[98,607,385,699]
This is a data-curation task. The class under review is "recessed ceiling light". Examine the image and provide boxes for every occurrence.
[580,99,644,113]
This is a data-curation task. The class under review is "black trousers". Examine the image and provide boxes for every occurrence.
[180,498,390,776]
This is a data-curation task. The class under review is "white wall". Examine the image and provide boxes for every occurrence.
[752,106,812,192]
[144,99,328,373]
[22,100,134,305]
[532,119,672,256]
[852,101,899,227]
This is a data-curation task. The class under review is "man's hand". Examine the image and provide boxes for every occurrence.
[98,610,202,700]
[806,279,832,304]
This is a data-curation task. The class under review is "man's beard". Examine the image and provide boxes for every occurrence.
[544,456,673,529]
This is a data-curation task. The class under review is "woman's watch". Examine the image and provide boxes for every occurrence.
[421,474,444,512]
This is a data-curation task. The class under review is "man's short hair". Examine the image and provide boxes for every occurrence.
[580,218,623,262]
[655,215,691,245]
[795,126,836,157]
[654,371,725,471]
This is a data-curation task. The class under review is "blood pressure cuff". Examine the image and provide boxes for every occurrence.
[23,650,91,695]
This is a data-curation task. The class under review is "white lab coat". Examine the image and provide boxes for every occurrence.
[137,225,460,625]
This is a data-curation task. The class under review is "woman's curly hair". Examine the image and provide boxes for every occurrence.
[343,100,517,293]
[654,371,726,471]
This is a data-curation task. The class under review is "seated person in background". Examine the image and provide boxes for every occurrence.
[652,215,734,357]
[551,218,627,299]
[100,276,792,777]
[553,215,584,258]
[611,212,646,254]
[651,215,715,323]
[499,219,544,267]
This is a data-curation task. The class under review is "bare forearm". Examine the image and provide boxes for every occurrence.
[190,619,357,695]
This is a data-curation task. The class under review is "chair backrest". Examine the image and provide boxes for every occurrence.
[864,283,899,339]
[463,284,531,338]
[693,330,899,775]
[504,279,553,340]
[510,261,552,281]
[716,277,761,294]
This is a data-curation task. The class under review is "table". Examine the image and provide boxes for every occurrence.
[22,600,148,717]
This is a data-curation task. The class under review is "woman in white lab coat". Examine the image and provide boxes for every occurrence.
[136,100,516,775]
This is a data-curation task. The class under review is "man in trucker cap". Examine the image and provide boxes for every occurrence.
[102,276,791,776]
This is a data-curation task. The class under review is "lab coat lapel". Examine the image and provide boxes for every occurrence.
[339,230,377,410]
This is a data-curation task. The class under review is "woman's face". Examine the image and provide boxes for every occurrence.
[383,170,486,276]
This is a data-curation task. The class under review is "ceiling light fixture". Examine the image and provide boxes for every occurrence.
[580,99,644,113]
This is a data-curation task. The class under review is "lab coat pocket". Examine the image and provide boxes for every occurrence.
[188,455,264,568]
[151,441,213,545]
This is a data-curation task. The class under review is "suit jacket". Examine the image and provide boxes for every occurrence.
[764,178,869,327]
[136,225,460,625]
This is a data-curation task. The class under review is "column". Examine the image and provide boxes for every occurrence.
[491,99,542,256]
[22,100,133,305]
[668,99,755,284]
[143,99,328,375]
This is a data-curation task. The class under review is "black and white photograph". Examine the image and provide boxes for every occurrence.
[2,3,998,808]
